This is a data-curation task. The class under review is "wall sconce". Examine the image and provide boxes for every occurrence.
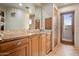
[19,3,22,6]
[29,19,32,24]
[11,8,16,16]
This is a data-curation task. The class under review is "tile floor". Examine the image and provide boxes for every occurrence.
[48,43,79,56]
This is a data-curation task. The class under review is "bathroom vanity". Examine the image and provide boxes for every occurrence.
[0,30,52,56]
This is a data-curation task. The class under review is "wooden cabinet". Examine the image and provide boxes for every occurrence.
[38,34,42,56]
[0,39,27,52]
[0,38,29,56]
[50,32,52,51]
[0,32,52,56]
[31,35,39,56]
[25,38,29,56]
[46,32,52,54]
[41,33,46,55]
[28,34,46,56]
[8,49,25,56]
[28,37,32,56]
[8,45,26,56]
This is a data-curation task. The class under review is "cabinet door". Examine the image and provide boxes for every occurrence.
[8,47,26,56]
[31,35,39,56]
[25,43,29,56]
[41,34,46,55]
[28,38,32,56]
[50,32,52,51]
[46,33,51,54]
[38,34,42,56]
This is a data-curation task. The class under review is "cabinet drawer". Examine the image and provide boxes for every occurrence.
[0,38,28,52]
[8,47,26,56]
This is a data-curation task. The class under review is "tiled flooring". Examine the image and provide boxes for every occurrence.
[48,43,79,56]
[62,38,72,42]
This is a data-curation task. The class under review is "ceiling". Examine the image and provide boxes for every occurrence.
[0,3,77,9]
[0,3,47,10]
[0,3,34,9]
[55,3,77,8]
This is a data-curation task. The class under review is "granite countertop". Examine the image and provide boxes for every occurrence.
[0,30,47,44]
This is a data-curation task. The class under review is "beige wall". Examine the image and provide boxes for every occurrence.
[59,4,79,47]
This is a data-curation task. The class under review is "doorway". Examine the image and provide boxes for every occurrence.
[60,11,74,45]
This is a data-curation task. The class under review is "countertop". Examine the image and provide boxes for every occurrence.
[0,30,48,44]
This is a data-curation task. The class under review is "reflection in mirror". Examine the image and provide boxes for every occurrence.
[45,17,52,30]
[0,11,5,31]
[28,19,32,30]
[0,3,52,32]
[29,19,32,25]
[29,14,35,30]
[35,19,40,29]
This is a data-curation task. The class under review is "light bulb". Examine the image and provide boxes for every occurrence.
[19,3,22,6]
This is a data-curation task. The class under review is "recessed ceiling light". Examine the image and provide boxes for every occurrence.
[19,3,22,6]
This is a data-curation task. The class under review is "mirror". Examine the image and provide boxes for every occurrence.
[28,7,42,30]
[0,11,5,31]
[28,14,40,30]
[29,14,35,30]
[0,3,52,31]
[35,19,40,29]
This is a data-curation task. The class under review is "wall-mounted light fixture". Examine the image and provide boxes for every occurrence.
[25,7,30,14]
[19,3,22,6]
[11,8,17,17]
[29,19,32,24]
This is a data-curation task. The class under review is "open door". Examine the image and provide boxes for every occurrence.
[60,11,74,45]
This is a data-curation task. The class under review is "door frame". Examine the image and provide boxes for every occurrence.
[60,11,75,45]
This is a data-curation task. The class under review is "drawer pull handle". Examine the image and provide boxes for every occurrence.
[16,42,22,46]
